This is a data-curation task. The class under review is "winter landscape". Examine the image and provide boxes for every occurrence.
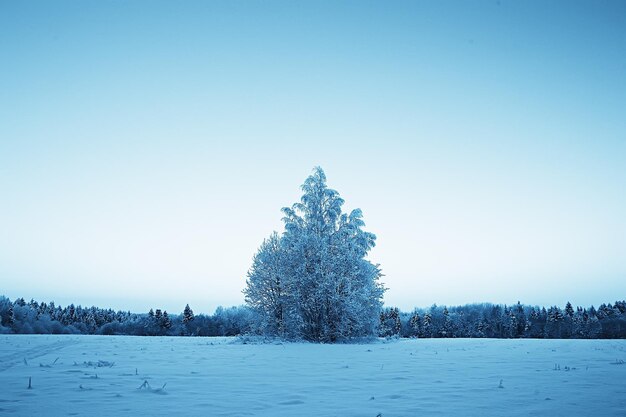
[2,1,626,416]
[2,335,625,416]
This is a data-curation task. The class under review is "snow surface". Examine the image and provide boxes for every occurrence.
[1,335,625,416]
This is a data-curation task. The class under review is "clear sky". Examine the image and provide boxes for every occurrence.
[1,1,625,314]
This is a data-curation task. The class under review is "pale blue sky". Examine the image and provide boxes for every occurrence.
[1,1,625,314]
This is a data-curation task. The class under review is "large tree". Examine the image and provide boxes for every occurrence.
[244,167,385,342]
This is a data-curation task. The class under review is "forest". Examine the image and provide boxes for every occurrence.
[1,295,624,339]
[0,296,251,337]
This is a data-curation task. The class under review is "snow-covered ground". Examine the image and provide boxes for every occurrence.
[0,335,625,416]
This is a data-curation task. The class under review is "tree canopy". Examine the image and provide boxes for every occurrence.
[244,167,385,342]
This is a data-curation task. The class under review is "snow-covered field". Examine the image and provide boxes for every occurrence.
[1,335,625,416]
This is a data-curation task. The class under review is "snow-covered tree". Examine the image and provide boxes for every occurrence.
[161,311,172,330]
[244,167,385,342]
[243,232,287,336]
[379,307,401,337]
[475,319,486,337]
[422,312,433,337]
[409,311,421,337]
[513,302,527,337]
[562,302,575,338]
[181,304,196,335]
[183,304,194,324]
[0,297,14,328]
[585,314,602,338]
[545,306,564,338]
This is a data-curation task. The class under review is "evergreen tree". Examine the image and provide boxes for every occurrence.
[183,304,195,324]
[597,303,624,338]
[563,302,575,338]
[526,307,539,337]
[0,297,14,327]
[379,307,401,337]
[572,308,585,338]
[68,304,76,323]
[392,307,401,335]
[422,312,432,337]
[489,305,503,337]
[7,304,14,326]
[476,319,486,337]
[409,311,421,337]
[38,301,48,318]
[586,314,602,338]
[441,307,452,337]
[514,302,527,337]
[48,301,56,319]
[162,311,172,330]
[84,312,97,333]
[505,308,518,338]
[545,306,564,338]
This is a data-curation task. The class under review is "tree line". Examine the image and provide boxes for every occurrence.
[380,301,626,339]
[2,295,624,339]
[0,296,252,337]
